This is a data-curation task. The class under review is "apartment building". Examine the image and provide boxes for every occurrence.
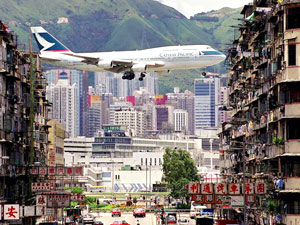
[219,1,300,224]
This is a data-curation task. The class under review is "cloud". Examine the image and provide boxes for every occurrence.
[155,0,252,18]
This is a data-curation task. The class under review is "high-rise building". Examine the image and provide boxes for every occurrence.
[94,72,158,97]
[194,77,220,131]
[112,109,146,137]
[155,106,174,131]
[173,109,188,132]
[87,95,102,137]
[44,69,89,136]
[46,79,79,137]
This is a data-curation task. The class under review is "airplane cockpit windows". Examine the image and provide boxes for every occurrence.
[199,51,203,56]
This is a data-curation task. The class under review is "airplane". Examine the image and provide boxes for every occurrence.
[31,27,226,81]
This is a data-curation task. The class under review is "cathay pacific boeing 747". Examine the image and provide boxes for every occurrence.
[31,27,225,81]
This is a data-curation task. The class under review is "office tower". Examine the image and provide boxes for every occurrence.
[194,77,220,131]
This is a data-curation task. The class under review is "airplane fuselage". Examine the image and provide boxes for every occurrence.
[41,45,225,73]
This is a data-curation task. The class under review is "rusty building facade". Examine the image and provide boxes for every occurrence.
[220,0,300,224]
[0,21,49,224]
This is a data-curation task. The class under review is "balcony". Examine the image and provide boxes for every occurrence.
[265,140,300,158]
[268,103,300,123]
[283,215,300,225]
[285,103,300,118]
[282,67,300,82]
[284,177,300,190]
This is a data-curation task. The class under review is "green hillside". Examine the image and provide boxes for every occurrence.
[0,0,242,93]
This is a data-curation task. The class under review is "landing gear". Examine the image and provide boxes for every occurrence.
[138,72,146,81]
[122,72,135,80]
[202,68,207,76]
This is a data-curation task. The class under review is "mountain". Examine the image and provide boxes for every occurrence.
[0,0,242,93]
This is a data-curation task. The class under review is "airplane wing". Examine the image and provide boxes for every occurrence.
[63,53,99,64]
[63,53,164,72]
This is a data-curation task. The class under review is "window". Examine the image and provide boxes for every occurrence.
[287,8,300,30]
[288,45,296,66]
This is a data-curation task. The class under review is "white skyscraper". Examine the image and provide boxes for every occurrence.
[46,79,79,137]
[173,109,188,132]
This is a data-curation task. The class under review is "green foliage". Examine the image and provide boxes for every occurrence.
[272,137,284,145]
[71,186,84,194]
[64,186,71,191]
[176,203,191,209]
[163,148,198,199]
[266,200,279,215]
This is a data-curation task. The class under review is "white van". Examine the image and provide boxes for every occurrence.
[190,202,207,219]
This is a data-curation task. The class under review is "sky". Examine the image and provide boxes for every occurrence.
[155,0,252,18]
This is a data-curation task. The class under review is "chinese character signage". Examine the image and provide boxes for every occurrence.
[187,182,266,195]
[4,204,20,220]
[36,195,47,206]
[201,183,213,194]
[56,167,65,175]
[215,183,227,195]
[228,184,240,195]
[39,167,47,175]
[70,193,86,202]
[188,182,200,194]
[47,194,70,208]
[255,183,266,194]
[74,167,83,176]
[30,167,38,175]
[48,167,56,176]
[244,183,254,195]
[32,183,51,192]
[36,206,46,216]
[66,167,73,176]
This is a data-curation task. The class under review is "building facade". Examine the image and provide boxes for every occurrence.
[173,109,188,132]
[46,79,79,137]
[48,120,65,166]
[194,77,220,131]
[219,1,300,224]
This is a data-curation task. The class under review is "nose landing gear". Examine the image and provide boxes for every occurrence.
[138,72,146,81]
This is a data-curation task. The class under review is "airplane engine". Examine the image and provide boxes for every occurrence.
[97,60,113,69]
[131,64,147,72]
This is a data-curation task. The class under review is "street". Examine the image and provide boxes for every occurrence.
[90,212,195,225]
[93,212,156,225]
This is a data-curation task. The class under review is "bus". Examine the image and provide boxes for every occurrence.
[87,186,106,193]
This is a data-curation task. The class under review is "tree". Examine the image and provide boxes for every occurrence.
[71,186,84,194]
[162,148,198,201]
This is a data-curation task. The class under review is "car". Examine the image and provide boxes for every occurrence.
[110,220,130,225]
[133,208,146,218]
[112,208,121,217]
[178,218,189,225]
[166,215,177,224]
[93,221,104,225]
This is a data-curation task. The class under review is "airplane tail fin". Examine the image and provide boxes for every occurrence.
[30,26,72,53]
